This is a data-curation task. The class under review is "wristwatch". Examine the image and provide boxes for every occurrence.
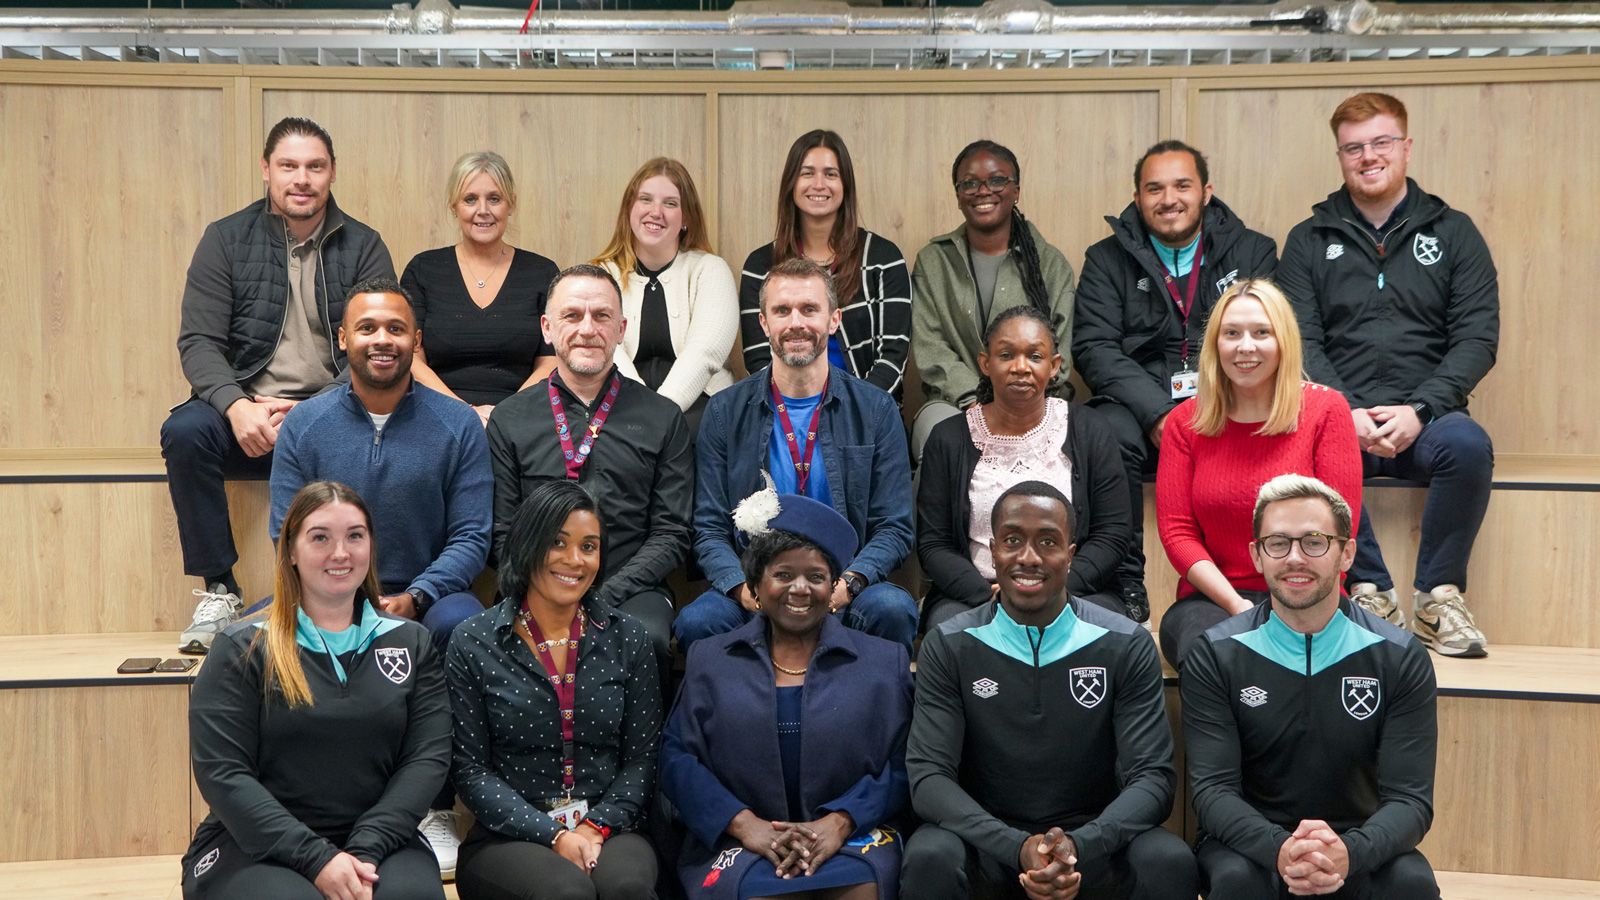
[843,572,868,601]
[405,586,432,614]
[1408,401,1434,425]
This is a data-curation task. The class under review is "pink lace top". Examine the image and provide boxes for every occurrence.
[967,398,1073,580]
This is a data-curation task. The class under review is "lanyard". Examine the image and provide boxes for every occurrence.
[771,378,827,495]
[548,373,622,481]
[1158,246,1204,364]
[523,605,585,797]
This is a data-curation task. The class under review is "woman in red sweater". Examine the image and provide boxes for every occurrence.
[1155,278,1361,668]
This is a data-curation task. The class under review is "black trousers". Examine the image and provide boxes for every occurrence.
[901,823,1197,900]
[160,397,274,579]
[1198,839,1439,900]
[457,825,657,900]
[182,830,443,900]
[1158,591,1269,671]
[1084,397,1159,589]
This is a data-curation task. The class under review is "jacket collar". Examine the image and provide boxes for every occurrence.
[1313,177,1447,240]
[549,364,624,411]
[336,377,419,422]
[1107,194,1247,256]
[490,592,619,635]
[725,610,861,667]
[747,365,842,410]
[259,193,349,248]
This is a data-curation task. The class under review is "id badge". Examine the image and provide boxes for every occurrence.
[1170,369,1198,399]
[547,798,590,830]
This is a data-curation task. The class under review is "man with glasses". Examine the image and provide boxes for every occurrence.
[1182,473,1440,899]
[1278,91,1498,658]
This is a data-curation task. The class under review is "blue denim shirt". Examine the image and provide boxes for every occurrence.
[694,366,913,596]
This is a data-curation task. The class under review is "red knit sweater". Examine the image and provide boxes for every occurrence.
[1156,383,1363,599]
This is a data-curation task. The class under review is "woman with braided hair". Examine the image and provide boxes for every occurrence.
[909,140,1077,462]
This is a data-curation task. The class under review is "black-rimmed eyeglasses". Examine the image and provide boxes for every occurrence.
[956,175,1018,196]
[1255,532,1349,559]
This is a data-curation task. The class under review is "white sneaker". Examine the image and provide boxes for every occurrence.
[1413,585,1488,658]
[179,583,245,655]
[1349,582,1402,627]
[419,809,460,880]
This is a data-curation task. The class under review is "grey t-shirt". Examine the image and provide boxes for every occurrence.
[970,248,1008,327]
[246,217,339,400]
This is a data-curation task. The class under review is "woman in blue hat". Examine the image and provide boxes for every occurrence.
[661,486,913,900]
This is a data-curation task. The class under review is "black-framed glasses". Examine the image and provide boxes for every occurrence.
[956,175,1018,196]
[1336,135,1404,159]
[1255,532,1348,559]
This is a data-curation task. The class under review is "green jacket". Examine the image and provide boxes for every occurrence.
[910,220,1076,410]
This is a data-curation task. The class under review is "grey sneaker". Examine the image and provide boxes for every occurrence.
[1413,585,1488,658]
[419,809,460,880]
[179,583,245,655]
[1349,582,1402,627]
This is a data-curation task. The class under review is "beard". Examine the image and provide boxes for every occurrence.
[350,352,412,390]
[772,329,826,368]
[1267,567,1341,612]
[558,345,610,376]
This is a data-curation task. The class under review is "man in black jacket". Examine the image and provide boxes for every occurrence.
[1183,474,1439,899]
[1073,141,1278,623]
[903,481,1196,899]
[163,117,394,655]
[1277,92,1497,658]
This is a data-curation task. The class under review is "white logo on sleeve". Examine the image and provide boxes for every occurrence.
[972,677,999,699]
[1135,277,1151,293]
[1342,677,1381,720]
[1070,667,1108,709]
[375,647,412,684]
[1239,685,1269,708]
[1215,269,1240,295]
[1413,234,1442,265]
[193,847,220,878]
[1326,243,1345,260]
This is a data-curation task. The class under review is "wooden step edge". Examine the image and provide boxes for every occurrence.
[0,632,202,689]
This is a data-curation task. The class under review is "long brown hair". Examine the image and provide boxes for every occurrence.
[590,157,712,291]
[1193,278,1306,437]
[772,130,863,305]
[251,481,382,708]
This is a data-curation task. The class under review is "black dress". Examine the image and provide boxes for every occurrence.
[400,246,560,406]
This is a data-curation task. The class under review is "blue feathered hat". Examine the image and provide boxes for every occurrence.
[732,474,858,574]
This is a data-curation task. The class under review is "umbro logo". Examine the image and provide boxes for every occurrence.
[193,847,219,878]
[972,677,999,699]
[1326,243,1345,260]
[1215,269,1239,295]
[1240,685,1268,708]
[1135,277,1151,292]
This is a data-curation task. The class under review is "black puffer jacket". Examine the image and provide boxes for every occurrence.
[1072,197,1278,432]
[176,196,394,414]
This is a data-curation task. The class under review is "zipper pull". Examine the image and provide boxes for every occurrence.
[1377,273,1385,291]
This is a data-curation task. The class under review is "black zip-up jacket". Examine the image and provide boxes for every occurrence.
[1181,599,1436,876]
[188,605,451,881]
[908,597,1175,866]
[1276,180,1499,413]
[1073,197,1278,432]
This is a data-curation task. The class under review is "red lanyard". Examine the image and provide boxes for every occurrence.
[548,373,622,481]
[771,378,827,495]
[522,605,585,796]
[1158,247,1204,364]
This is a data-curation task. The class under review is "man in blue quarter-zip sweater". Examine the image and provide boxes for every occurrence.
[1183,474,1439,899]
[903,481,1197,900]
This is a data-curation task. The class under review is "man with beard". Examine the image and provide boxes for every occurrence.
[269,278,492,656]
[484,264,691,676]
[1182,474,1439,899]
[1072,140,1278,624]
[165,117,394,654]
[676,257,917,652]
[903,481,1197,900]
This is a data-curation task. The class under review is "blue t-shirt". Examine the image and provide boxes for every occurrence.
[768,390,833,507]
[827,336,849,372]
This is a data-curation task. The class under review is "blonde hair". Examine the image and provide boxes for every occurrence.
[590,158,712,290]
[251,481,383,708]
[447,151,516,212]
[1193,278,1306,437]
[1253,473,1352,540]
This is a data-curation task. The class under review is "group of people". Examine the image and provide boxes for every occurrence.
[166,87,1486,899]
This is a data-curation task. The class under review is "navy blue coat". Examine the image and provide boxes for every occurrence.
[661,614,912,899]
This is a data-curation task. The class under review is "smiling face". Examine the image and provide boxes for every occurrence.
[754,546,835,639]
[629,174,683,264]
[990,494,1075,626]
[1215,295,1280,400]
[290,501,371,608]
[261,133,335,225]
[528,509,603,610]
[791,146,845,225]
[955,150,1020,235]
[978,314,1060,411]
[760,274,840,370]
[543,275,625,377]
[1136,149,1213,249]
[1336,113,1411,209]
[339,292,416,391]
[454,170,513,248]
[1251,496,1355,614]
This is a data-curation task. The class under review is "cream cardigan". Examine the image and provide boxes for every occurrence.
[600,249,738,411]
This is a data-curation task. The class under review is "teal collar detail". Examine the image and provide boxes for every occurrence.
[293,601,404,684]
[1149,230,1201,277]
[1230,609,1383,676]
[968,601,1108,667]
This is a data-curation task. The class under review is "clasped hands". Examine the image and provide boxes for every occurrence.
[1354,405,1422,458]
[1277,819,1351,895]
[729,808,853,878]
[1018,828,1081,899]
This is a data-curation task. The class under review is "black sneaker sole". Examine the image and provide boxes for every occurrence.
[179,640,210,656]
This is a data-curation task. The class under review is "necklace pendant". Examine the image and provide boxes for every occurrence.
[476,279,486,288]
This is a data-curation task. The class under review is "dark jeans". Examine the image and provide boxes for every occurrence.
[457,825,657,900]
[901,822,1198,900]
[1349,412,1494,593]
[1198,839,1439,899]
[160,397,274,579]
[1159,590,1270,671]
[672,582,918,654]
[611,587,676,700]
[1085,397,1160,590]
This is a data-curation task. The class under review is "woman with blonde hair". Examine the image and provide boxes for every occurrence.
[1155,278,1363,667]
[401,150,561,426]
[591,157,738,435]
[184,480,451,900]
